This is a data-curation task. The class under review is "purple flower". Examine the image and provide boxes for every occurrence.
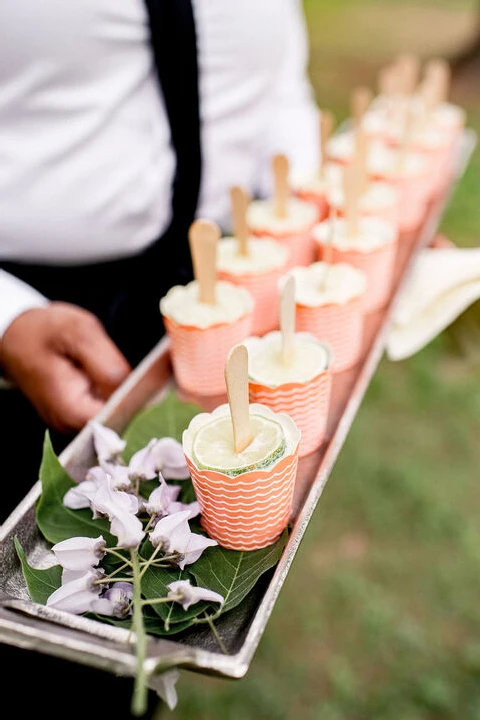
[144,477,200,521]
[166,579,224,611]
[147,670,180,710]
[148,510,217,568]
[92,477,144,549]
[46,568,106,614]
[92,582,134,619]
[128,438,189,481]
[148,510,192,552]
[90,421,126,464]
[51,535,106,572]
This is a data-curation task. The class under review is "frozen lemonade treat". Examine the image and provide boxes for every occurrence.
[183,402,300,550]
[289,261,367,372]
[244,330,333,457]
[313,216,398,312]
[216,235,289,336]
[368,144,432,232]
[247,154,319,268]
[247,195,319,269]
[160,279,254,396]
[327,174,400,229]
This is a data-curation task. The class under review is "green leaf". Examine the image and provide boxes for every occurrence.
[88,612,194,636]
[36,432,114,546]
[189,529,289,613]
[122,389,202,461]
[14,536,62,605]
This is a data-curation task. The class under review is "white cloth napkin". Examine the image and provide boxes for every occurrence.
[385,246,480,361]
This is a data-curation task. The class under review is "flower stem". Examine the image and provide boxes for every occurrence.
[203,612,228,654]
[130,549,149,717]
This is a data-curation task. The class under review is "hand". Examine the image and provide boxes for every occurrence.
[0,302,132,433]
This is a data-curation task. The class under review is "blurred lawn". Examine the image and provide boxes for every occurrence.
[164,2,480,718]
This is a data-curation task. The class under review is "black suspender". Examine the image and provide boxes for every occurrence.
[144,0,202,284]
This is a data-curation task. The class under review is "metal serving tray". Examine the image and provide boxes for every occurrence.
[0,129,477,683]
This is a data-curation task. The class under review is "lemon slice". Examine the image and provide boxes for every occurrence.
[192,413,286,476]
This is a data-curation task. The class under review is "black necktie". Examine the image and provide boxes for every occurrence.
[144,0,202,284]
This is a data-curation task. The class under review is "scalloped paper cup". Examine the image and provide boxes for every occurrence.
[293,189,330,222]
[370,168,431,233]
[295,295,365,373]
[183,404,300,550]
[314,221,398,313]
[216,266,286,336]
[248,368,332,457]
[251,228,317,269]
[163,312,253,396]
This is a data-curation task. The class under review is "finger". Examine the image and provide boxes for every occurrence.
[62,315,132,398]
[37,358,107,432]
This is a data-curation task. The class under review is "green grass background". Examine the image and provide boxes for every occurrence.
[161,2,480,717]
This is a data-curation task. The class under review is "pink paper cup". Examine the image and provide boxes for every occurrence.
[251,228,317,269]
[185,450,299,550]
[315,240,398,313]
[295,296,365,373]
[293,189,330,222]
[163,313,253,396]
[248,367,332,457]
[217,266,286,336]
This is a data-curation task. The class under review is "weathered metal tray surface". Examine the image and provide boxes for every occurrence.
[0,129,477,682]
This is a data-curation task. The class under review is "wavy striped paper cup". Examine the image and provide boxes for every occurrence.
[244,333,333,458]
[246,197,319,269]
[288,261,367,373]
[162,313,253,396]
[328,181,400,230]
[293,189,330,222]
[313,217,398,314]
[216,237,289,336]
[295,295,365,373]
[251,228,317,269]
[183,404,300,550]
[248,367,332,457]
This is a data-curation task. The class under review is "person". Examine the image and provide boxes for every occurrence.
[0,1,320,716]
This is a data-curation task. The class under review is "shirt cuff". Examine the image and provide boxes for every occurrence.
[0,269,49,339]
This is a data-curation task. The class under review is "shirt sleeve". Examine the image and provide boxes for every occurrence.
[0,270,49,339]
[255,0,321,197]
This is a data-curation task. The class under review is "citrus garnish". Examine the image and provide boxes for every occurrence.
[192,413,286,476]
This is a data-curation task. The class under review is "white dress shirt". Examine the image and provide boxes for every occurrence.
[0,0,319,336]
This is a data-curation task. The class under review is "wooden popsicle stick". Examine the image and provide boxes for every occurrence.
[280,274,296,365]
[188,219,220,305]
[320,205,336,290]
[230,186,250,257]
[396,52,421,96]
[225,344,252,454]
[351,86,373,130]
[343,162,360,239]
[378,64,402,127]
[377,64,396,97]
[320,110,335,177]
[355,128,369,196]
[424,57,451,106]
[273,154,289,219]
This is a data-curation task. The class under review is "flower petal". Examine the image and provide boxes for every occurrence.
[91,582,134,619]
[178,533,217,569]
[147,669,180,710]
[148,509,191,551]
[90,421,126,464]
[46,569,105,614]
[52,535,106,571]
[166,579,224,611]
